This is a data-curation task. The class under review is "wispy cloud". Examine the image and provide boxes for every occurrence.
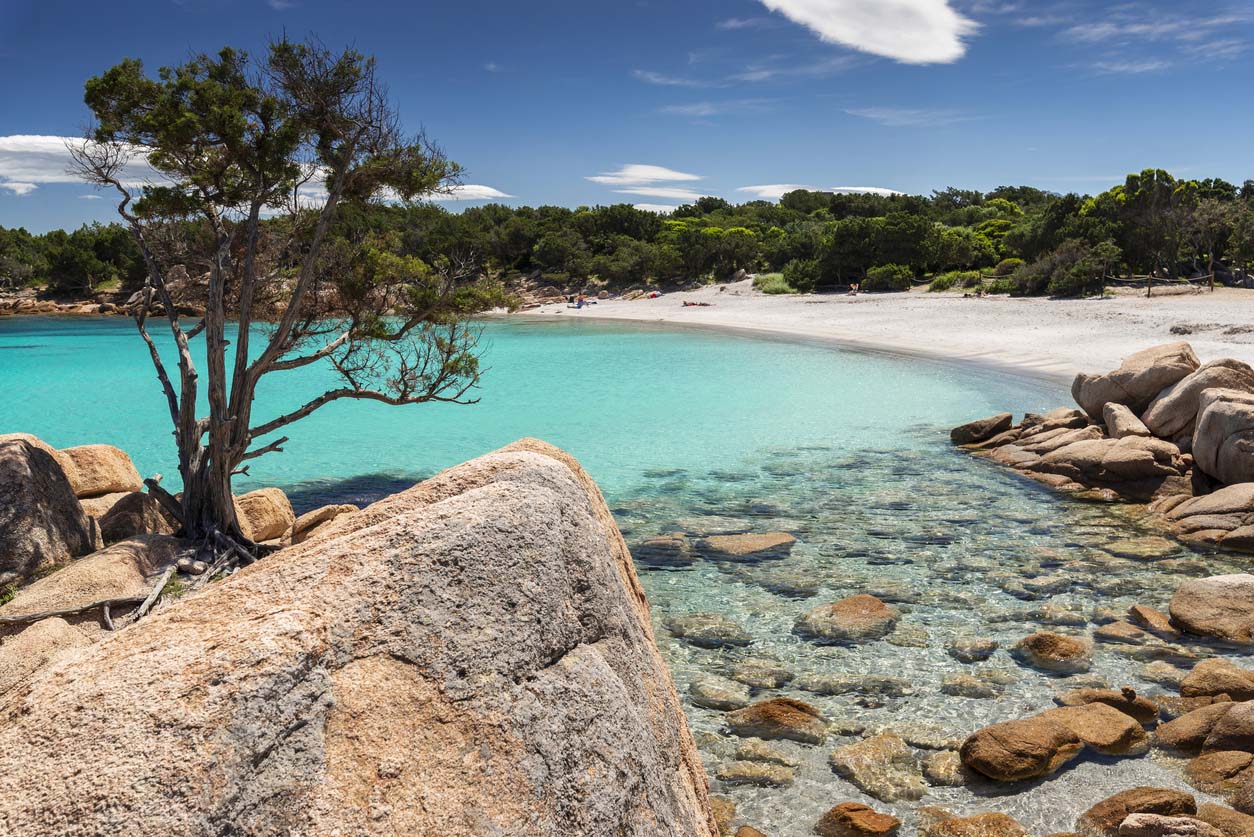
[729,54,859,82]
[78,194,102,200]
[845,106,973,127]
[633,203,679,214]
[660,99,774,118]
[631,69,716,88]
[484,62,502,73]
[267,0,296,9]
[717,16,773,30]
[1093,59,1171,74]
[757,0,979,64]
[586,164,701,186]
[614,186,708,201]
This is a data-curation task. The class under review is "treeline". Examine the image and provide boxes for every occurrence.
[5,168,1254,298]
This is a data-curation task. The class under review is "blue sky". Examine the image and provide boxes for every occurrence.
[2,0,1252,231]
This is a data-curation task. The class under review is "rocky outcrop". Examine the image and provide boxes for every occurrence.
[0,438,96,586]
[0,439,717,836]
[1193,390,1254,486]
[955,343,1254,554]
[0,617,91,696]
[1142,360,1254,442]
[234,486,296,543]
[57,444,143,498]
[1169,574,1254,644]
[1181,660,1254,701]
[1072,342,1200,419]
[1117,814,1223,837]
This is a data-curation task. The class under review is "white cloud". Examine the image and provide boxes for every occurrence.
[78,194,103,200]
[633,203,679,214]
[758,0,979,64]
[484,62,501,73]
[614,186,708,201]
[831,186,904,196]
[0,134,158,197]
[737,184,818,199]
[586,164,701,186]
[660,99,774,118]
[845,106,972,127]
[426,184,514,202]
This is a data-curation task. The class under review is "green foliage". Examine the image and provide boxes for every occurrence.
[753,272,796,294]
[863,263,914,292]
[0,584,16,606]
[781,258,821,293]
[928,270,981,292]
[993,257,1024,276]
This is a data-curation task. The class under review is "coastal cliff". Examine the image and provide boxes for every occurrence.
[0,439,716,836]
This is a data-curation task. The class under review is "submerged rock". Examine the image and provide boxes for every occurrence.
[665,612,753,649]
[725,698,827,745]
[927,813,1030,837]
[1012,631,1094,674]
[922,750,968,787]
[727,657,794,689]
[828,732,924,803]
[1055,687,1159,725]
[0,440,719,837]
[690,675,751,711]
[1184,750,1254,796]
[1041,703,1150,755]
[794,594,899,644]
[814,802,901,837]
[0,438,96,586]
[696,531,797,562]
[715,759,794,788]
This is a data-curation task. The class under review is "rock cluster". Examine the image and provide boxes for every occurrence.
[953,342,1254,552]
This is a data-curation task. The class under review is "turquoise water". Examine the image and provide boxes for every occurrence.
[1,315,1247,832]
[0,315,1056,505]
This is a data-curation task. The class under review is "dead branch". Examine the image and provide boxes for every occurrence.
[0,596,145,626]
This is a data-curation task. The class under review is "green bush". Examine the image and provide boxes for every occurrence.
[863,264,914,292]
[993,258,1024,276]
[928,270,981,292]
[753,272,796,294]
[984,277,1015,295]
[782,258,821,293]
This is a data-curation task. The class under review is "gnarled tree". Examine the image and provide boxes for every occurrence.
[71,40,504,553]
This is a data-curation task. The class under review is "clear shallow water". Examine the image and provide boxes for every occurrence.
[1,315,1250,832]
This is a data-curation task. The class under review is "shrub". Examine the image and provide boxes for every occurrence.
[863,264,914,292]
[928,270,981,292]
[993,258,1024,276]
[753,272,796,294]
[782,258,821,293]
[984,277,1015,295]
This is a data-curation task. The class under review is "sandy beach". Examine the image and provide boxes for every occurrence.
[523,282,1254,382]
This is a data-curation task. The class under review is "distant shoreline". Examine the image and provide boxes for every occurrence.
[518,282,1254,384]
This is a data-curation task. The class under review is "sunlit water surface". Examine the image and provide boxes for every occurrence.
[2,315,1249,832]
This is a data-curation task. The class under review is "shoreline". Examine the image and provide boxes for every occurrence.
[517,282,1254,385]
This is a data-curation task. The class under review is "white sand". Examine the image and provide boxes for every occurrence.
[521,282,1254,382]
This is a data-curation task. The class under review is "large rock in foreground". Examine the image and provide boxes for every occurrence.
[57,443,143,498]
[1073,343,1200,419]
[0,439,717,836]
[0,438,96,586]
